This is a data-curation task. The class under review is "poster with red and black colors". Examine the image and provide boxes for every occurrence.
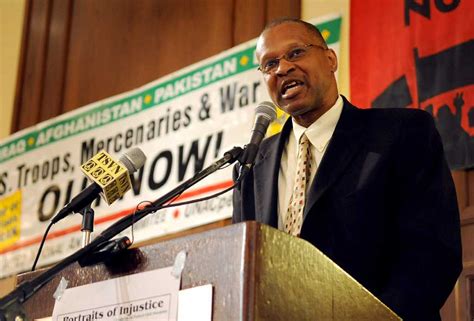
[350,0,474,169]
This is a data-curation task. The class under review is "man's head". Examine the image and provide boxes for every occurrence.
[256,18,339,127]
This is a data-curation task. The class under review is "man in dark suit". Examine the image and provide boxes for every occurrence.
[232,18,462,321]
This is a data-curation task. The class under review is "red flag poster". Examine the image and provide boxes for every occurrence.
[350,0,474,169]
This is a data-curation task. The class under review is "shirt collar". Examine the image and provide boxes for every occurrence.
[291,95,343,152]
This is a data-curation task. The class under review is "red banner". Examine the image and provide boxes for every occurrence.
[350,0,474,169]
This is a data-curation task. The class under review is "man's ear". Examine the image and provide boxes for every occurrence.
[327,48,338,73]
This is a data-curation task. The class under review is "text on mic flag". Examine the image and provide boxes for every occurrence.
[80,150,132,205]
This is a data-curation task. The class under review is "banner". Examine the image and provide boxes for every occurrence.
[350,0,474,169]
[0,15,342,278]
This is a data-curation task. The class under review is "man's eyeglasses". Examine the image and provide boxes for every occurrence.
[257,43,328,75]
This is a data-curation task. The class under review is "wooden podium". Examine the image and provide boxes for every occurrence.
[16,222,400,320]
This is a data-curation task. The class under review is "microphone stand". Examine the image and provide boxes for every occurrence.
[80,204,94,247]
[0,147,243,321]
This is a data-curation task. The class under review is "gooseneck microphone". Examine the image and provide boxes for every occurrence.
[239,101,277,175]
[51,147,146,224]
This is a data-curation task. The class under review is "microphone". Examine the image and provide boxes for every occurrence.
[239,101,277,174]
[51,148,146,224]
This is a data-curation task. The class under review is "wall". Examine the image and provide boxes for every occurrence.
[0,0,26,297]
[0,0,25,139]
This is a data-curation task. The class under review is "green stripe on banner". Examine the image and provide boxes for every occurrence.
[0,17,341,163]
[317,17,342,45]
[150,47,256,105]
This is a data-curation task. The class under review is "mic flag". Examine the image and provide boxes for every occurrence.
[80,150,132,205]
[51,148,146,224]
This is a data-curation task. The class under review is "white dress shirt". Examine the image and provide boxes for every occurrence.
[277,95,343,230]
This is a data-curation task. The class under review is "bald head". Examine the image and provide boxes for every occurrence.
[261,18,327,47]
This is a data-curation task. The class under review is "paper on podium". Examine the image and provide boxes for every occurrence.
[51,267,180,320]
[177,284,212,321]
[40,284,212,321]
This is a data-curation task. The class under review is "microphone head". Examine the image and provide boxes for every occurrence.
[119,147,147,173]
[255,101,277,122]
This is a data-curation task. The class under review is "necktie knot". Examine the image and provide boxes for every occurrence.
[300,133,309,145]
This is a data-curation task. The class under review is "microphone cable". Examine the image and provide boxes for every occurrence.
[31,220,54,271]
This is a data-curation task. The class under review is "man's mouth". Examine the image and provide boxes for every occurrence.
[281,80,304,99]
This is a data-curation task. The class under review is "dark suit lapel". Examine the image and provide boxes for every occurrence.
[304,99,366,219]
[253,120,292,228]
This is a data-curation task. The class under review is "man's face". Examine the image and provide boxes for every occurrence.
[256,22,338,124]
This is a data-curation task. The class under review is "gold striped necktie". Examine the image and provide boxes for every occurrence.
[285,133,312,236]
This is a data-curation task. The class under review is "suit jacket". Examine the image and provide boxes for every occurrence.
[233,98,462,321]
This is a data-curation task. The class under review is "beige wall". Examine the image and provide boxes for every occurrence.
[0,0,25,140]
[302,0,350,98]
[0,0,25,293]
